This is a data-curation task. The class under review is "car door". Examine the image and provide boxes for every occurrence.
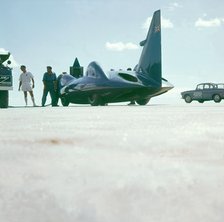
[202,83,213,100]
[193,84,203,100]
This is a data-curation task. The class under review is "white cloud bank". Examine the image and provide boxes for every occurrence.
[195,17,224,28]
[105,42,139,51]
[0,48,18,67]
[142,16,174,30]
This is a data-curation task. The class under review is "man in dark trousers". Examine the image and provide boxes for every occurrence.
[42,66,58,106]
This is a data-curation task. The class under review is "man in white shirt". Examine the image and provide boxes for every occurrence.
[18,65,36,106]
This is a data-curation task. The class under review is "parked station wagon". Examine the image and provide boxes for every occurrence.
[181,83,224,103]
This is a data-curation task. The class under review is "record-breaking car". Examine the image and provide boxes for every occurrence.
[181,83,224,103]
[58,10,173,106]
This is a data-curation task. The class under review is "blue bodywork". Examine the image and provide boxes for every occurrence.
[58,10,173,106]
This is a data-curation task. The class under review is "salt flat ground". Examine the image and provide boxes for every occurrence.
[0,104,224,222]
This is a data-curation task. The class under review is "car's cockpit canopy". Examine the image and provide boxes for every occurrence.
[85,62,108,79]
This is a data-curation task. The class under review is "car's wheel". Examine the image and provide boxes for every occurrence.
[61,96,70,106]
[184,95,192,103]
[100,102,108,106]
[88,94,101,106]
[0,90,9,108]
[136,99,150,105]
[213,94,221,103]
[198,100,204,103]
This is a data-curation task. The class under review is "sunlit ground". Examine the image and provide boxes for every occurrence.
[0,105,224,222]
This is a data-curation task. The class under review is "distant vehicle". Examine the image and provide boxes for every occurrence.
[57,10,173,106]
[181,83,224,103]
[0,53,13,108]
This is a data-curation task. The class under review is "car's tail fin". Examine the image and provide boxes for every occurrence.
[135,10,162,86]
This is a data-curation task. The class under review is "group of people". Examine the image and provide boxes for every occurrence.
[18,65,58,107]
[18,65,137,107]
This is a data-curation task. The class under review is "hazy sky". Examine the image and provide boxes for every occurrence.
[1,0,224,105]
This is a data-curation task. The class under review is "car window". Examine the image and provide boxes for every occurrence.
[86,67,98,78]
[217,84,224,89]
[197,84,203,90]
[204,84,210,89]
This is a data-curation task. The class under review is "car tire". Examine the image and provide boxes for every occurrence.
[61,96,70,106]
[0,90,9,108]
[88,94,101,106]
[100,102,108,106]
[184,95,192,103]
[213,94,221,103]
[136,99,150,105]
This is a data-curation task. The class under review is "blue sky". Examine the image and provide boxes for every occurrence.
[1,0,224,105]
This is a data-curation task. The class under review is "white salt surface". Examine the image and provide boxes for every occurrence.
[0,104,224,222]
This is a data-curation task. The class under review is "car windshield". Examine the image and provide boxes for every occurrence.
[196,84,203,90]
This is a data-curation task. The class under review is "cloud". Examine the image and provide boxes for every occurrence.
[167,2,183,11]
[105,42,139,51]
[161,17,174,28]
[0,48,19,67]
[106,15,174,52]
[142,16,174,30]
[195,17,224,28]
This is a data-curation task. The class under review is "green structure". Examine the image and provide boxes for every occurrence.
[70,58,83,78]
[0,53,13,108]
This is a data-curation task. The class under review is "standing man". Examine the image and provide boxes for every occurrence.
[18,65,36,106]
[42,66,58,106]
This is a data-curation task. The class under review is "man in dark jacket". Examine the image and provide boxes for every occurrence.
[41,66,58,106]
